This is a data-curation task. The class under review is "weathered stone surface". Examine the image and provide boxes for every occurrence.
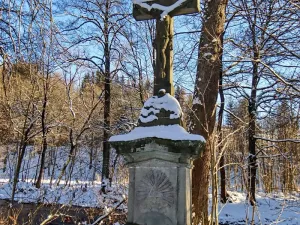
[134,167,176,225]
[109,93,205,225]
[126,158,194,225]
[153,17,174,95]
[111,138,204,162]
[110,138,204,225]
[117,0,202,223]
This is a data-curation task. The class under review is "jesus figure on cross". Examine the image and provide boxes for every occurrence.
[132,0,200,96]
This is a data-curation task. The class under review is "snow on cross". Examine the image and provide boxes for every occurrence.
[132,0,199,20]
[133,0,188,19]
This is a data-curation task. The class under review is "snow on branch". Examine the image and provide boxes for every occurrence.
[255,136,300,143]
[133,0,188,19]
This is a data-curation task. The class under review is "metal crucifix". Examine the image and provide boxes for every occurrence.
[133,0,199,96]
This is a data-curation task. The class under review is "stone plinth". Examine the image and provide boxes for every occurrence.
[109,91,205,225]
[110,138,204,225]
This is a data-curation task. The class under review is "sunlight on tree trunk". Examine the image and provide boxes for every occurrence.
[188,0,228,224]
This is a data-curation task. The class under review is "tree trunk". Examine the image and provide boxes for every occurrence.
[248,46,259,205]
[217,77,227,203]
[36,126,48,188]
[56,139,76,186]
[217,30,228,204]
[11,142,27,202]
[89,133,94,170]
[189,0,228,224]
[101,0,111,191]
[49,147,57,187]
[11,117,34,203]
[36,73,49,188]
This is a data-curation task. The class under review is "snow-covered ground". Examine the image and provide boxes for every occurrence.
[218,191,300,225]
[0,181,127,208]
[0,146,299,224]
[0,146,128,209]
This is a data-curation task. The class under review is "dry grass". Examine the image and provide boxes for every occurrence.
[0,207,22,225]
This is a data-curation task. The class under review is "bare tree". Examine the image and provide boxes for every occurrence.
[224,0,300,204]
[59,0,130,190]
[188,0,228,224]
[56,68,103,186]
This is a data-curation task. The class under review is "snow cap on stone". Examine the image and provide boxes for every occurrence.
[138,91,183,127]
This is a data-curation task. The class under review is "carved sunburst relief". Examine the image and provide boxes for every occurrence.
[136,169,174,210]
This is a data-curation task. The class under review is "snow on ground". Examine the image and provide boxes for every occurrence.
[0,146,299,224]
[218,191,300,225]
[0,181,101,207]
[0,146,128,209]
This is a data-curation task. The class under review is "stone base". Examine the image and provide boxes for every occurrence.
[127,159,192,225]
[109,92,205,225]
[110,128,204,225]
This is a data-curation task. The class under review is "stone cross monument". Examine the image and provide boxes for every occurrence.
[109,1,203,225]
[133,0,199,95]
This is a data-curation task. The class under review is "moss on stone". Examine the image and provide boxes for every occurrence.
[110,137,205,157]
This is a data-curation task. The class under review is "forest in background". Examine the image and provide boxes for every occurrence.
[0,0,299,224]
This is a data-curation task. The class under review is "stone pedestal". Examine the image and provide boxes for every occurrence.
[118,141,202,225]
[109,92,205,225]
